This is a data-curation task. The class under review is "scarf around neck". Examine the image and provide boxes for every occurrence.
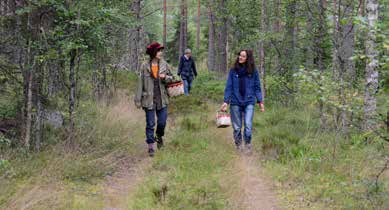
[237,66,248,98]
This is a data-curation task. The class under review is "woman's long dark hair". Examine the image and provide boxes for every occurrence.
[149,48,162,61]
[233,50,256,74]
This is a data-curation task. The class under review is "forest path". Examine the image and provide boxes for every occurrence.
[4,92,281,210]
[100,92,151,210]
[214,126,280,210]
[102,96,281,209]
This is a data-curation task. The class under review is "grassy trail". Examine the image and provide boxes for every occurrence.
[1,90,281,210]
[214,127,280,210]
[124,96,281,209]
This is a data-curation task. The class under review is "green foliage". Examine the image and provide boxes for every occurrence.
[191,71,226,102]
[0,159,11,174]
[227,0,261,51]
[165,12,195,66]
[0,134,11,151]
[256,103,388,209]
[165,13,181,65]
[0,100,17,120]
[0,84,20,120]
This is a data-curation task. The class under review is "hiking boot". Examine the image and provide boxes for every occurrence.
[148,148,155,157]
[236,144,243,153]
[156,136,164,149]
[245,143,253,155]
[148,144,155,157]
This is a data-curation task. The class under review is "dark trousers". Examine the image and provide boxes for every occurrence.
[144,106,168,144]
[182,78,193,95]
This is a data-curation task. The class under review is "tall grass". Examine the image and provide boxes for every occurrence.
[253,103,388,209]
[0,71,144,209]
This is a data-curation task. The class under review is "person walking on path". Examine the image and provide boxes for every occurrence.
[178,48,198,95]
[134,42,173,157]
[220,50,265,154]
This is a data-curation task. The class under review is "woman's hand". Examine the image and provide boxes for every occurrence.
[258,102,265,112]
[159,73,166,79]
[220,102,228,112]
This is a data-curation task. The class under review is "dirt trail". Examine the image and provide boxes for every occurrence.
[102,98,281,210]
[5,93,281,209]
[101,92,151,210]
[215,125,280,210]
[237,154,280,210]
[102,152,150,210]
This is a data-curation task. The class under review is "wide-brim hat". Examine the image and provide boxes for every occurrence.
[146,42,164,55]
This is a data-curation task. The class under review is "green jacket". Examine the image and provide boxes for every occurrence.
[134,59,173,109]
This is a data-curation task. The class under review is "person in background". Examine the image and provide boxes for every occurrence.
[221,49,265,154]
[178,48,198,95]
[134,42,173,157]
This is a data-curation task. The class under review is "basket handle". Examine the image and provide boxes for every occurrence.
[217,110,228,114]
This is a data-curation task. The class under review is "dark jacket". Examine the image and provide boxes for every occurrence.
[134,59,173,110]
[223,68,263,106]
[178,55,197,80]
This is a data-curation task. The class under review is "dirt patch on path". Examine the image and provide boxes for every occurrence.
[102,149,151,210]
[215,127,280,210]
[237,154,280,210]
[101,92,151,210]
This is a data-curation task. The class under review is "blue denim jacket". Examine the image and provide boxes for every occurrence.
[223,68,263,106]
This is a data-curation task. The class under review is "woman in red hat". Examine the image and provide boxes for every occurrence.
[134,42,173,156]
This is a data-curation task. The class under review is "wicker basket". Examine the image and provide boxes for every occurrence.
[216,111,231,128]
[167,81,184,97]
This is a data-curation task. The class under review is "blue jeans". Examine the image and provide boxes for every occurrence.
[183,79,193,95]
[144,107,168,144]
[230,104,254,146]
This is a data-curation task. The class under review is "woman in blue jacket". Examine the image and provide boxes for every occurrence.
[221,50,265,154]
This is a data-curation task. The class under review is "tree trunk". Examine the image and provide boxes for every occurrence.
[24,69,33,149]
[332,0,339,78]
[283,0,297,85]
[316,0,327,72]
[48,60,63,96]
[284,0,297,71]
[340,0,356,83]
[129,0,142,72]
[179,0,188,59]
[34,56,44,152]
[0,0,4,16]
[196,0,200,54]
[259,0,267,99]
[333,0,356,133]
[363,0,379,131]
[217,0,227,72]
[163,0,167,48]
[359,0,365,16]
[135,0,142,72]
[67,49,77,148]
[34,92,43,151]
[23,10,35,149]
[332,0,345,132]
[317,0,327,125]
[306,2,314,69]
[207,1,216,71]
[272,0,281,71]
